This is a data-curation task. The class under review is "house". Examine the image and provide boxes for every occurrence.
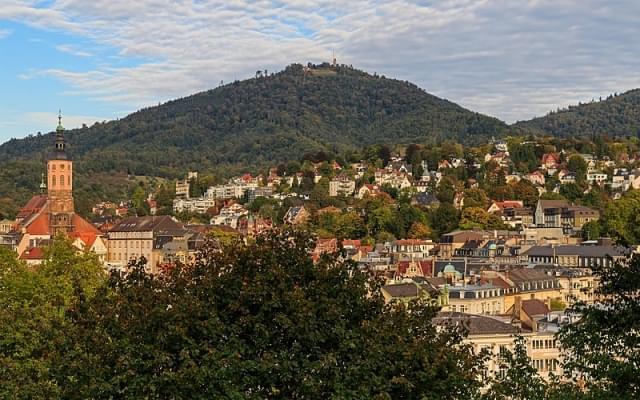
[434,312,562,381]
[521,243,626,268]
[586,172,607,185]
[390,239,436,259]
[524,171,546,186]
[246,186,274,202]
[445,283,506,315]
[210,203,248,228]
[558,170,576,185]
[541,153,560,170]
[534,200,599,231]
[237,215,272,236]
[497,268,563,312]
[374,169,411,189]
[395,259,433,278]
[356,184,381,199]
[487,200,524,214]
[329,175,356,197]
[106,215,192,273]
[502,207,534,228]
[381,281,444,306]
[312,238,338,262]
[283,206,309,225]
[0,219,13,234]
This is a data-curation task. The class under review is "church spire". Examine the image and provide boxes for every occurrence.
[53,109,67,159]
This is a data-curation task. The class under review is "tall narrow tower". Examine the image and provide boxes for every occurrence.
[47,110,75,236]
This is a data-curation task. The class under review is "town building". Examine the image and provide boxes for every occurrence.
[106,215,192,273]
[3,113,103,263]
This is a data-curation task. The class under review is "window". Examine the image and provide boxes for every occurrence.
[60,175,64,186]
[52,176,56,187]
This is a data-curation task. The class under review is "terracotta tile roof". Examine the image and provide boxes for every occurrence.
[25,212,50,235]
[397,260,433,276]
[20,247,45,260]
[521,299,550,317]
[17,195,48,219]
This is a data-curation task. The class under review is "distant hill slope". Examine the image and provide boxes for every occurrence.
[0,64,507,178]
[514,89,640,137]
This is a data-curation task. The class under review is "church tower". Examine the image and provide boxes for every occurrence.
[47,111,75,235]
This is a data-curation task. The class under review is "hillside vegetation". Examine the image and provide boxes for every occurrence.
[514,89,640,137]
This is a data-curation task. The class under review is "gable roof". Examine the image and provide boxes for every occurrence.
[109,215,186,234]
[521,299,550,317]
[434,312,518,335]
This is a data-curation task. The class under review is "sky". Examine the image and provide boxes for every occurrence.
[1,0,639,142]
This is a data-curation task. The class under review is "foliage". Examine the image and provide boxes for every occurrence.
[600,189,640,245]
[53,230,484,399]
[459,207,505,230]
[482,336,548,400]
[0,64,508,218]
[0,239,105,399]
[515,89,640,138]
[558,252,640,399]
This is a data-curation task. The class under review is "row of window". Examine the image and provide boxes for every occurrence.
[531,338,557,350]
[49,163,71,170]
[50,175,70,187]
[110,240,151,249]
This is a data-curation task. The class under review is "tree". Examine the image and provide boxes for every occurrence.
[580,220,601,241]
[430,204,459,236]
[0,239,105,399]
[407,222,431,239]
[567,156,588,183]
[459,207,504,230]
[558,252,640,399]
[482,336,548,400]
[54,231,485,398]
[463,188,489,209]
[512,180,539,207]
[559,183,583,203]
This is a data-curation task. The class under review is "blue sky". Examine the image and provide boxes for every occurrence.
[1,0,639,143]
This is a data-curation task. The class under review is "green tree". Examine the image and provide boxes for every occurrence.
[559,183,583,203]
[54,231,485,399]
[567,156,588,183]
[463,188,489,209]
[0,239,105,399]
[482,336,548,400]
[430,204,459,236]
[558,252,640,399]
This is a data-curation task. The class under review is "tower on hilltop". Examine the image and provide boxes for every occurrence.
[47,110,75,235]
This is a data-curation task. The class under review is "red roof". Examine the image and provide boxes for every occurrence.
[25,212,50,235]
[16,195,48,219]
[522,299,550,317]
[341,239,361,248]
[492,201,524,211]
[20,247,45,260]
[397,260,433,277]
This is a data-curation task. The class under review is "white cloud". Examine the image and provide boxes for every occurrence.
[1,0,640,122]
[55,44,93,57]
[0,28,11,39]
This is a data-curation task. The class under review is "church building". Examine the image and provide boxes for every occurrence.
[8,112,106,264]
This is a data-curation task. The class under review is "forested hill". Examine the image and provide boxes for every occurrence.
[514,89,640,137]
[0,63,507,178]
